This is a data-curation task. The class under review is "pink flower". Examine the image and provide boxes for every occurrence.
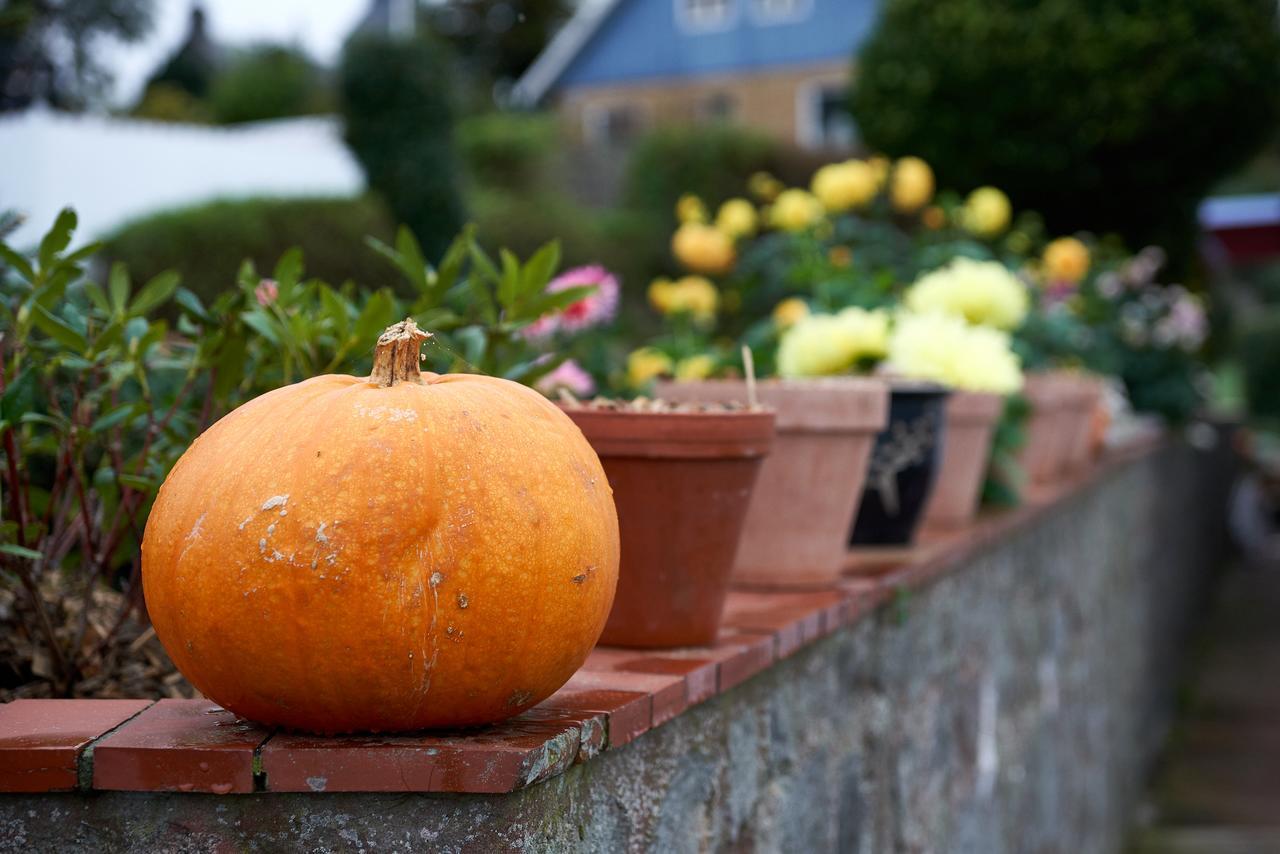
[535,359,596,398]
[255,279,279,307]
[523,266,620,339]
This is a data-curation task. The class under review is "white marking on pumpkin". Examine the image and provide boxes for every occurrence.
[187,513,207,541]
[261,495,289,512]
[258,538,267,553]
[266,523,276,537]
[315,522,329,544]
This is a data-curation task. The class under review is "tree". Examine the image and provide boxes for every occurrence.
[0,0,153,112]
[339,33,465,261]
[209,44,326,125]
[850,0,1280,261]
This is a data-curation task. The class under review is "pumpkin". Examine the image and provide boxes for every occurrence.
[142,320,619,733]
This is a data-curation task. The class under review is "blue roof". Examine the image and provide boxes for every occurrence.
[515,0,878,103]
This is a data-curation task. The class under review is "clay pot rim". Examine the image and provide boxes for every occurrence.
[943,389,1005,423]
[562,405,776,459]
[655,377,889,433]
[884,379,951,399]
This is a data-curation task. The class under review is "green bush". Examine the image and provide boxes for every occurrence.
[339,34,465,261]
[1239,306,1280,424]
[102,196,397,304]
[851,0,1280,262]
[209,44,328,125]
[623,124,780,218]
[456,112,558,192]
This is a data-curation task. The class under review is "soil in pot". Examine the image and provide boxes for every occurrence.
[921,391,1004,530]
[656,378,888,587]
[562,398,776,647]
[850,383,950,546]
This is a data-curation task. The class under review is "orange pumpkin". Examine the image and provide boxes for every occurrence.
[142,320,619,733]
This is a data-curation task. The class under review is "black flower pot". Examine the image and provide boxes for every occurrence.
[850,384,950,546]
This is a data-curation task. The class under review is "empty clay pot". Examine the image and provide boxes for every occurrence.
[657,378,888,587]
[563,406,776,647]
[1017,372,1071,486]
[849,383,950,546]
[921,390,1005,529]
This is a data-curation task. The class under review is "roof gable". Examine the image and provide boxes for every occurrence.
[514,0,878,104]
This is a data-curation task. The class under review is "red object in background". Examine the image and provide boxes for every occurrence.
[1200,194,1280,264]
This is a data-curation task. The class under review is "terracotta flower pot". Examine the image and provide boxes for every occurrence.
[563,405,776,647]
[1017,372,1071,486]
[849,384,950,546]
[921,390,1005,529]
[1059,374,1105,474]
[657,378,889,587]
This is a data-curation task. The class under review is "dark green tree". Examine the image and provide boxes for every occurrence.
[850,0,1280,263]
[209,44,326,125]
[142,4,218,100]
[0,0,153,111]
[338,33,465,260]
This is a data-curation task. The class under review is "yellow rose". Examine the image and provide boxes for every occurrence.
[748,171,783,202]
[647,277,676,313]
[770,189,824,232]
[888,312,1023,393]
[890,156,935,213]
[675,354,717,380]
[671,222,736,275]
[776,308,889,378]
[676,193,707,224]
[671,275,719,321]
[627,347,673,387]
[868,155,890,188]
[905,257,1029,330]
[715,198,758,240]
[810,160,878,213]
[772,297,810,330]
[1042,237,1090,283]
[962,187,1012,238]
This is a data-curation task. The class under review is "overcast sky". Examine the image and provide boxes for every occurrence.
[103,0,372,106]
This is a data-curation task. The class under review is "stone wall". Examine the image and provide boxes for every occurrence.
[0,438,1234,853]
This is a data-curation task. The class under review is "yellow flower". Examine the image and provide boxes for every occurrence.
[770,189,824,232]
[1042,237,1091,283]
[776,308,889,378]
[715,198,758,240]
[905,257,1029,330]
[887,312,1023,393]
[890,156,935,213]
[772,297,810,329]
[650,275,719,321]
[748,171,783,202]
[671,222,736,275]
[922,206,946,231]
[627,348,673,387]
[675,354,717,380]
[810,160,879,213]
[676,193,707,224]
[962,187,1012,238]
[868,155,890,188]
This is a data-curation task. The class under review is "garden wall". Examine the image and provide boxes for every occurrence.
[0,435,1234,853]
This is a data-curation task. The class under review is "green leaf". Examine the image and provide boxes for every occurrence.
[519,241,561,299]
[242,311,281,344]
[319,285,352,340]
[19,412,65,429]
[351,289,397,348]
[366,227,429,294]
[212,336,247,399]
[91,403,140,433]
[173,287,210,323]
[0,368,35,423]
[117,474,156,492]
[62,240,104,267]
[128,271,180,316]
[37,208,77,272]
[108,262,131,315]
[497,249,521,311]
[523,285,596,319]
[273,247,304,289]
[0,242,35,282]
[0,543,43,561]
[82,281,111,315]
[31,305,88,351]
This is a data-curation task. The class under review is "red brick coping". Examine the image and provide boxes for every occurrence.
[0,437,1161,796]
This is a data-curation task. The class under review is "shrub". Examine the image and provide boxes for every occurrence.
[623,124,780,219]
[209,44,328,125]
[339,34,465,261]
[1239,306,1280,424]
[102,196,398,304]
[851,0,1280,261]
[456,112,558,192]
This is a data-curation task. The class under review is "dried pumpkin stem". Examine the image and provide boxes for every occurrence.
[370,318,432,387]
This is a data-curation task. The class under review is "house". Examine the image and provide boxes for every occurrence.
[513,0,880,151]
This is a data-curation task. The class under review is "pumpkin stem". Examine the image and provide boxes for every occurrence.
[370,318,432,386]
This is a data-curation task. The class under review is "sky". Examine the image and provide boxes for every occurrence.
[103,0,372,106]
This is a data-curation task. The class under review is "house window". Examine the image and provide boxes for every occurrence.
[582,103,646,147]
[675,0,738,33]
[750,0,811,25]
[797,83,857,150]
